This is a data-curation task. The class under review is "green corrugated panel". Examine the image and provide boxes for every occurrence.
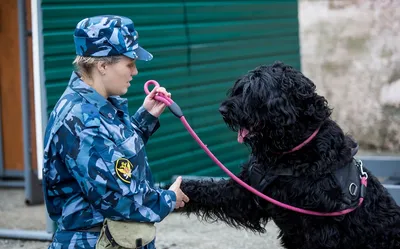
[41,0,300,183]
[175,0,301,179]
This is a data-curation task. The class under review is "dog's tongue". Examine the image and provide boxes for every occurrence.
[238,129,249,143]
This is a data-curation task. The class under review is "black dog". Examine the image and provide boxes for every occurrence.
[180,62,400,249]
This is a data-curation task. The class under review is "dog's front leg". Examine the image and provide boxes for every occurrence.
[180,176,269,232]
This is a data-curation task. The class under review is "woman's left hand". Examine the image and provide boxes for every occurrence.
[143,86,171,118]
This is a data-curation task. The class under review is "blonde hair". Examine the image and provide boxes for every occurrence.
[72,55,124,78]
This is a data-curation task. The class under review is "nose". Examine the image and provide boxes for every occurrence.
[131,67,138,76]
[219,105,228,115]
[130,61,138,76]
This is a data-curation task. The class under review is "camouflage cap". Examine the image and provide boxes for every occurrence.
[73,15,153,61]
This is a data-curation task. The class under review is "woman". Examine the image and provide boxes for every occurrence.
[42,15,189,249]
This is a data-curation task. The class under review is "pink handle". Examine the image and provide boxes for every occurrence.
[144,80,173,106]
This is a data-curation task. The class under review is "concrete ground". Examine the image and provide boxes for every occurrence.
[0,189,283,249]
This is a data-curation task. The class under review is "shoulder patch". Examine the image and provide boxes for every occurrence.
[115,158,134,184]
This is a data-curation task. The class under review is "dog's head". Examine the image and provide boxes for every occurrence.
[219,61,332,156]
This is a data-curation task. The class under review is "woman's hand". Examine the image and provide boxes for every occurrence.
[169,176,190,209]
[143,86,171,118]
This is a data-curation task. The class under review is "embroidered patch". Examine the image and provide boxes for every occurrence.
[115,158,133,184]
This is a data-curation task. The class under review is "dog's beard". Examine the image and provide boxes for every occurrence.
[237,128,249,143]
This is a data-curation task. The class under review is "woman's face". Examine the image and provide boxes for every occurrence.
[102,56,138,97]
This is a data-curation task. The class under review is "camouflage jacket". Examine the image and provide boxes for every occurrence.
[43,72,176,248]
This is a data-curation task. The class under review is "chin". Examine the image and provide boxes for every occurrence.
[118,89,129,96]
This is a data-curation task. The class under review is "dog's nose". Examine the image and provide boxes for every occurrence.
[219,105,228,115]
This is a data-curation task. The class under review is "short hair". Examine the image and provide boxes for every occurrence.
[72,55,124,78]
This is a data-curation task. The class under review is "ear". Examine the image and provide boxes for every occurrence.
[96,61,107,75]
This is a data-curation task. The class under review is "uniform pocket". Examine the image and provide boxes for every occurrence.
[116,132,145,160]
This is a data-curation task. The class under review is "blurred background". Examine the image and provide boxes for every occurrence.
[0,0,399,248]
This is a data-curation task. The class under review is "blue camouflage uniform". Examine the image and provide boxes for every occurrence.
[42,15,175,249]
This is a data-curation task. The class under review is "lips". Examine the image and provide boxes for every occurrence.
[237,128,249,143]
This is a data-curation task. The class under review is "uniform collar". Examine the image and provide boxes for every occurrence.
[68,71,129,119]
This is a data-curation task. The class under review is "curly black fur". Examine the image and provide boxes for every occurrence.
[180,62,400,249]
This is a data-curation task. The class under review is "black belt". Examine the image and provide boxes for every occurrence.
[68,225,102,233]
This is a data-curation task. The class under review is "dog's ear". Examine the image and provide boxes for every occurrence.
[280,65,333,122]
[269,62,331,125]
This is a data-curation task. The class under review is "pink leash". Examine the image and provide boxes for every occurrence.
[144,80,368,216]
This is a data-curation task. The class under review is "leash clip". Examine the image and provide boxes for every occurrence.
[355,159,368,180]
